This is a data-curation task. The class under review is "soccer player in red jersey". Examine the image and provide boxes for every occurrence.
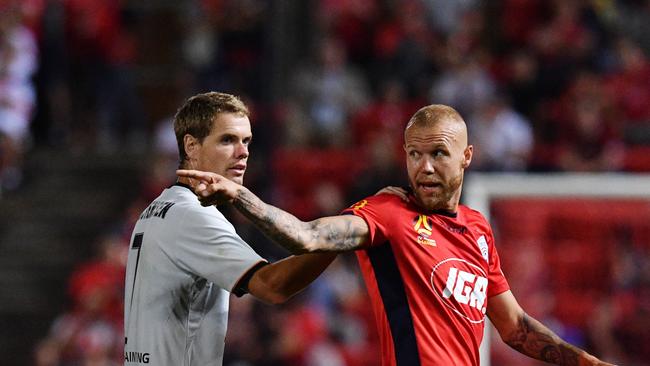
[178,105,614,366]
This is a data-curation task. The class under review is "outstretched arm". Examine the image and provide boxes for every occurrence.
[488,291,614,366]
[177,169,370,253]
[247,253,337,304]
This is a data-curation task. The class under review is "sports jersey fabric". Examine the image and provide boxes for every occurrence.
[342,194,510,366]
[124,183,265,366]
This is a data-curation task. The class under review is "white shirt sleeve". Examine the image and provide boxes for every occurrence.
[173,206,265,292]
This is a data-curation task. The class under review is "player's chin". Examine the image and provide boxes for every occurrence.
[225,171,245,185]
[231,176,244,185]
[415,191,444,210]
[416,185,442,199]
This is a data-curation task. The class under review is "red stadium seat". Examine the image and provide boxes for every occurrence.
[623,146,650,172]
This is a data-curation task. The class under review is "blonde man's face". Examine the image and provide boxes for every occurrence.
[403,119,472,211]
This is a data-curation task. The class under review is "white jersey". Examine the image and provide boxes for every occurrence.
[124,183,265,366]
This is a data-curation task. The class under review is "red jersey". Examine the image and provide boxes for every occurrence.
[342,194,510,366]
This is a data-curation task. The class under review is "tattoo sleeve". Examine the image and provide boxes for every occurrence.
[505,313,588,365]
[232,188,367,253]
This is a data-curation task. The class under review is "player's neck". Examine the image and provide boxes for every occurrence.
[177,176,194,189]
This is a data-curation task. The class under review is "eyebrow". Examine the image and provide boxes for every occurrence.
[405,141,449,149]
[219,132,253,141]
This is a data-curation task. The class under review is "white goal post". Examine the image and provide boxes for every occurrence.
[464,173,650,366]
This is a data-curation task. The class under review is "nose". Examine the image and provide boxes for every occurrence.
[235,142,249,159]
[420,156,435,174]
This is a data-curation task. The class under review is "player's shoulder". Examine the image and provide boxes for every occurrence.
[346,193,406,212]
[163,186,229,222]
[458,205,490,226]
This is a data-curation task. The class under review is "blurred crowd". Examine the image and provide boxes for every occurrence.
[1,0,645,364]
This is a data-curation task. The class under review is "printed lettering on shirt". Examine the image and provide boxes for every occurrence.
[139,201,175,220]
[125,350,150,364]
[431,258,488,323]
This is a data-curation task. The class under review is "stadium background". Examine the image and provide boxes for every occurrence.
[0,0,648,365]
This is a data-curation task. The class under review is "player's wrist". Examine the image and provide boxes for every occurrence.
[578,352,611,366]
[231,185,249,205]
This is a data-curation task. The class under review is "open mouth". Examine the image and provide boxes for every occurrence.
[418,182,442,192]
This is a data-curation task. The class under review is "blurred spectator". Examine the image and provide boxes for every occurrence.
[423,0,478,36]
[347,130,406,201]
[351,79,418,146]
[469,95,533,171]
[63,0,144,153]
[289,35,370,147]
[0,0,37,192]
[34,234,126,365]
[503,49,541,118]
[553,72,624,172]
[430,52,496,118]
[605,37,650,145]
[185,0,268,98]
[528,1,588,99]
[317,0,379,67]
[370,0,438,97]
[498,0,545,48]
[611,0,650,53]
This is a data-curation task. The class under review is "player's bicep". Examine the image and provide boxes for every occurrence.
[487,290,524,339]
[308,215,370,251]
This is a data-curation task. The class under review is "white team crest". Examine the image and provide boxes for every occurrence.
[477,235,489,263]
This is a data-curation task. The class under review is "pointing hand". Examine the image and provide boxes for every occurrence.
[176,170,241,206]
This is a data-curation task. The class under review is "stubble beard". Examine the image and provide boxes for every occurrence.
[413,173,463,211]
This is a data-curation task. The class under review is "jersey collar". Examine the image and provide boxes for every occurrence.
[172,182,193,192]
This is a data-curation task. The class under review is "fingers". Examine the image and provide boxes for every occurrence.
[176,169,221,183]
[196,183,208,195]
[194,180,236,206]
[375,186,409,202]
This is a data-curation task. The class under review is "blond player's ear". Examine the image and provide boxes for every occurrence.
[462,145,473,168]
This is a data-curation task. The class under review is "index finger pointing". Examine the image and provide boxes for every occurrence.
[176,169,214,182]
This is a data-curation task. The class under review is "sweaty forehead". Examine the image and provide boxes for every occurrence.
[404,118,467,146]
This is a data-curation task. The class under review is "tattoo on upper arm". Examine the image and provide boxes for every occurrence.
[506,314,581,365]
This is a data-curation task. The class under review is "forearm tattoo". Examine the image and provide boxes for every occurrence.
[307,217,366,251]
[506,313,584,365]
[233,189,364,253]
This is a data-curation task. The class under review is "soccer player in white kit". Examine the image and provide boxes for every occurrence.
[123,92,336,366]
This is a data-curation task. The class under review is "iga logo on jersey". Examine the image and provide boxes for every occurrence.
[431,258,488,323]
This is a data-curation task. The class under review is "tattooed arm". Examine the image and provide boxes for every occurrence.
[487,291,614,366]
[176,169,370,253]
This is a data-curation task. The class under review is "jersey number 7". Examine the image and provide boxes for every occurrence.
[129,232,144,309]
